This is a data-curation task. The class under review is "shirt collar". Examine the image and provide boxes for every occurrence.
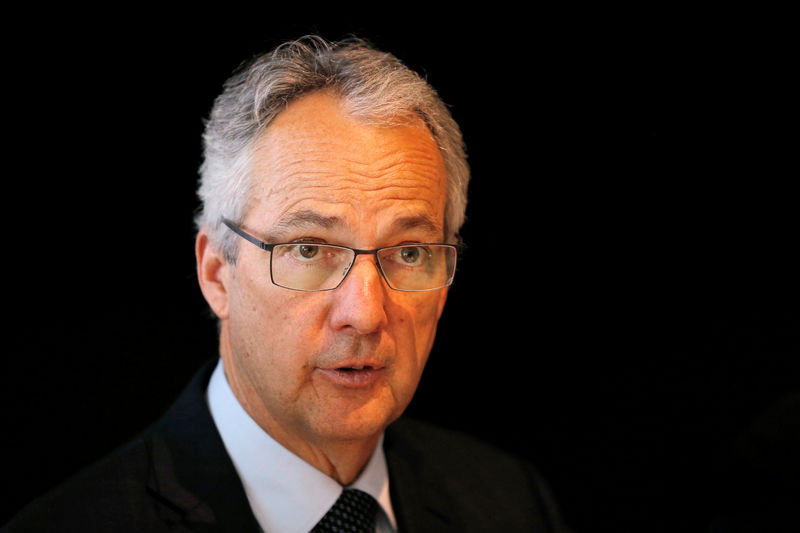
[206,358,396,533]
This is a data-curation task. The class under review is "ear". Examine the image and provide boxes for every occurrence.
[196,228,231,320]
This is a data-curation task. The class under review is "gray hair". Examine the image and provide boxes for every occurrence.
[196,35,470,261]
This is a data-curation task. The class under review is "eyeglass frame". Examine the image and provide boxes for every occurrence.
[221,218,458,292]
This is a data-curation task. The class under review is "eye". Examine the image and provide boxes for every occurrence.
[297,244,319,259]
[282,243,324,262]
[398,246,429,266]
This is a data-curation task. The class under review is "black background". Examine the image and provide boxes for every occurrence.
[3,7,798,533]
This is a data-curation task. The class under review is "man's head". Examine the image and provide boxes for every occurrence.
[194,36,469,472]
[196,35,469,260]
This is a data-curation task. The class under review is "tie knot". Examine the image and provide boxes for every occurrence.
[312,488,378,533]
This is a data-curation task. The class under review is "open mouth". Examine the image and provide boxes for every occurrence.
[319,364,384,388]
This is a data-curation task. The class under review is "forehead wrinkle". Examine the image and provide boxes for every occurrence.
[260,172,442,211]
[341,144,444,176]
[255,127,443,176]
[267,155,442,187]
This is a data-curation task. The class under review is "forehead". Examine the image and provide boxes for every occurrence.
[246,92,447,241]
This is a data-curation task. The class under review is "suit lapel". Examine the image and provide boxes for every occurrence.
[384,419,465,533]
[144,361,262,532]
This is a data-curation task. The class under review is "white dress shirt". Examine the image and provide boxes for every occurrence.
[206,359,397,533]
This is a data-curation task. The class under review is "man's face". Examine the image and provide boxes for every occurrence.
[213,91,449,450]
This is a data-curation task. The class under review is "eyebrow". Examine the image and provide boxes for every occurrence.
[266,209,343,241]
[391,214,443,238]
[266,210,443,242]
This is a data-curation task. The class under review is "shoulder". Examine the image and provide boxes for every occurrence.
[1,437,167,532]
[386,416,546,482]
[386,416,524,470]
[2,362,222,533]
[385,417,570,532]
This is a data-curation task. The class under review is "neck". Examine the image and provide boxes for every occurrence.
[291,434,380,486]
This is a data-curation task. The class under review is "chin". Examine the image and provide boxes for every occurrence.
[312,401,403,443]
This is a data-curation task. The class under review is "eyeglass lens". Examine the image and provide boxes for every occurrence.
[270,244,455,291]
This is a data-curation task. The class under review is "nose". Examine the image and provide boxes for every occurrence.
[328,255,389,335]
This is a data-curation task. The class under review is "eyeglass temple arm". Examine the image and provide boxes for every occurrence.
[221,219,274,251]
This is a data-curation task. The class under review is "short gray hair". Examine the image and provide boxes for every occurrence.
[196,35,470,261]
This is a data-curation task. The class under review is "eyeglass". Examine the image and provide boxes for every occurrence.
[222,219,457,292]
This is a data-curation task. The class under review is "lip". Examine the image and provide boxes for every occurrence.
[316,364,386,389]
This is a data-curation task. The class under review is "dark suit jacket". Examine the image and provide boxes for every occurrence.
[3,361,568,532]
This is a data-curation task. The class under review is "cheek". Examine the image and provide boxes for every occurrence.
[228,297,319,406]
[393,296,445,370]
[227,270,287,368]
[420,291,447,336]
[231,259,310,330]
[231,277,329,372]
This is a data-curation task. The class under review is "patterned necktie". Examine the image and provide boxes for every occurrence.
[311,488,378,533]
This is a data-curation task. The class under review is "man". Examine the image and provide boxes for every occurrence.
[4,36,568,532]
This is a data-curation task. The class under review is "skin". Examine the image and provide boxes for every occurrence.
[196,91,449,485]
